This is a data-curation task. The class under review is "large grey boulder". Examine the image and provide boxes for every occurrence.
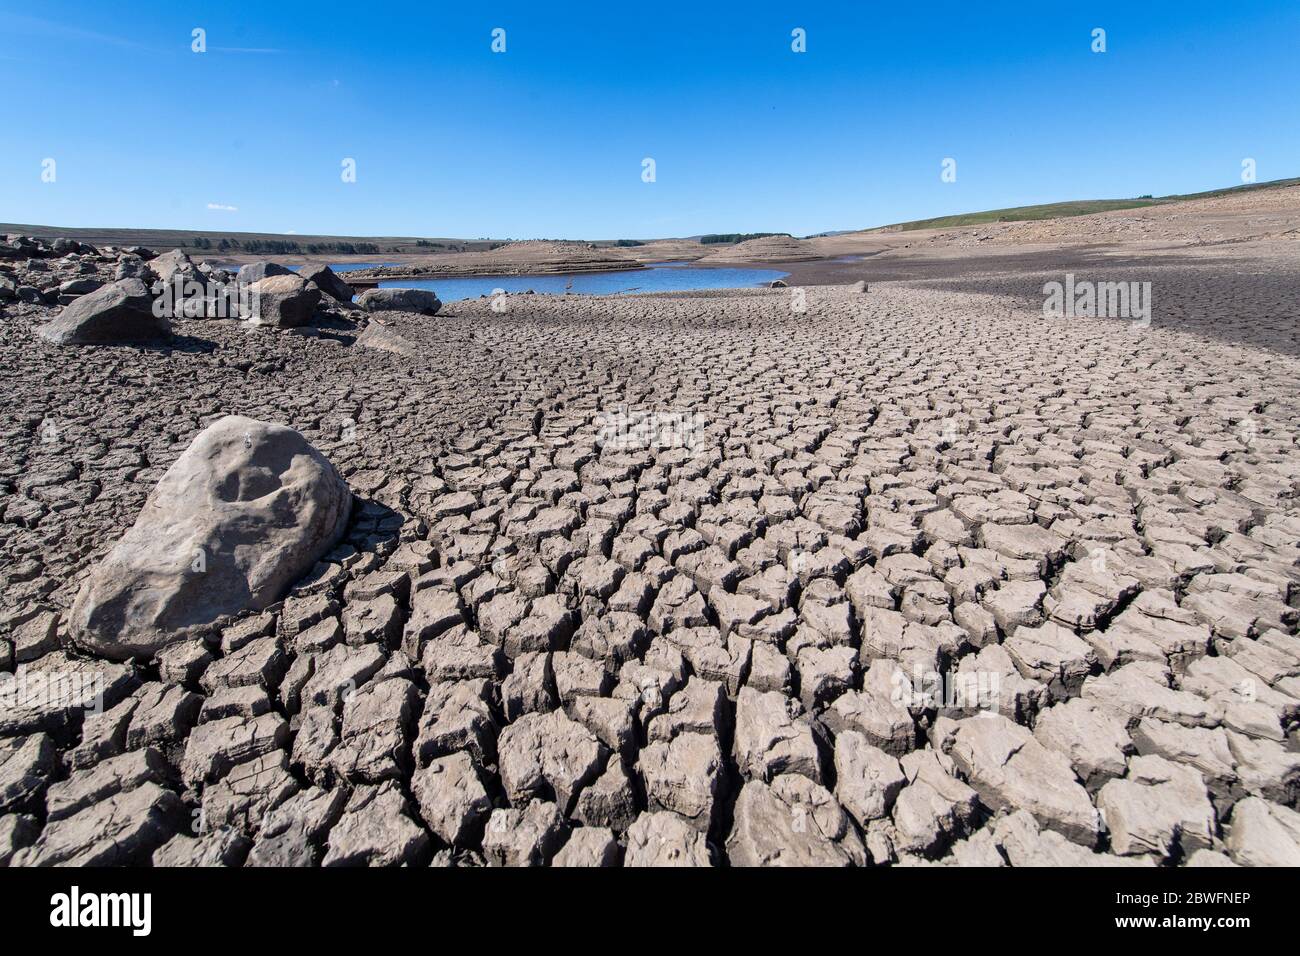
[244,274,321,328]
[37,277,170,345]
[149,249,205,285]
[299,264,355,302]
[70,415,352,660]
[236,261,294,286]
[357,287,441,316]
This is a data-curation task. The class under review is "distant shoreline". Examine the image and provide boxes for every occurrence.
[343,259,651,282]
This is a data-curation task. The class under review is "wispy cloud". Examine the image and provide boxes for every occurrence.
[207,202,239,212]
[0,14,284,56]
[0,13,149,50]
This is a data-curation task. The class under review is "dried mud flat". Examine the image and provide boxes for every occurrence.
[3,244,1300,868]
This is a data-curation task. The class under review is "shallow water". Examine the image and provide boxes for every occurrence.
[375,263,789,301]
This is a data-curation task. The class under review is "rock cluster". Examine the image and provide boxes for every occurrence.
[0,236,388,345]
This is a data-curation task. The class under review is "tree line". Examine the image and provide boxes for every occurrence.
[699,232,790,245]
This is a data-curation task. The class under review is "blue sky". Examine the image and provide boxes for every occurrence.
[1,1,1295,239]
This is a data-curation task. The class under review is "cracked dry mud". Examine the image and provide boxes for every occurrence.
[3,242,1300,868]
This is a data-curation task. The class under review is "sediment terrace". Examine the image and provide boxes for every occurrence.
[2,245,1300,866]
[347,240,646,281]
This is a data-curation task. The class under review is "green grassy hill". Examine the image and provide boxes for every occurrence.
[869,176,1300,233]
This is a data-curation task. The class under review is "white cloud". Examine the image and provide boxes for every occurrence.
[207,202,238,212]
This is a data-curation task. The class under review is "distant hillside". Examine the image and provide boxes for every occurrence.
[0,224,505,256]
[870,176,1300,233]
[0,222,678,258]
[7,174,1295,254]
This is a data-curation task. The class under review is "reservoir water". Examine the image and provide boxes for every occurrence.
[374,262,789,301]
